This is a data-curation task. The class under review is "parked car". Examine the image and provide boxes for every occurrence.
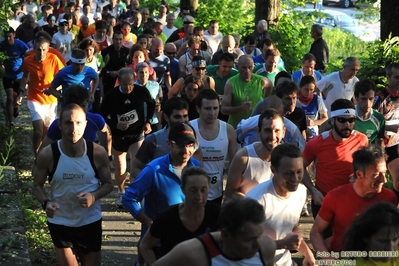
[315,10,377,41]
[322,0,356,8]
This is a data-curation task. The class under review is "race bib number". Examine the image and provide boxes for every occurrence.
[118,109,138,125]
[208,171,221,186]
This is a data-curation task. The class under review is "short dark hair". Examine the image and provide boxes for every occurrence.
[271,143,302,171]
[244,35,256,45]
[386,63,399,77]
[181,167,210,190]
[63,13,72,21]
[219,53,235,63]
[218,197,265,236]
[95,20,107,30]
[342,202,399,253]
[354,79,376,98]
[258,38,273,49]
[209,20,218,25]
[302,53,316,63]
[263,48,280,59]
[258,108,284,132]
[63,84,90,107]
[274,71,292,86]
[163,97,189,117]
[299,76,316,88]
[352,145,387,176]
[311,24,323,36]
[4,27,15,34]
[194,26,204,34]
[330,98,354,112]
[196,89,220,108]
[59,103,86,123]
[275,80,298,98]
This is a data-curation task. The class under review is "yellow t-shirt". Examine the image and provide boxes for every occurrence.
[355,247,399,266]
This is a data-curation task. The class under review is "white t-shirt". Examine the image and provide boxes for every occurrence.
[37,18,48,26]
[246,179,307,266]
[163,26,177,39]
[24,3,38,14]
[52,31,74,63]
[204,31,223,55]
[317,71,359,115]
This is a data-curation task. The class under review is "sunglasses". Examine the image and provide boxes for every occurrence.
[194,67,205,71]
[335,117,356,123]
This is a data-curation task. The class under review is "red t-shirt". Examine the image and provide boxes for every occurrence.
[319,183,397,252]
[303,130,368,195]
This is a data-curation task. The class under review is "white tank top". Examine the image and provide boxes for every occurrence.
[48,140,101,227]
[241,143,273,195]
[190,119,228,200]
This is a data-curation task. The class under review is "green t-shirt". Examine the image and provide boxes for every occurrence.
[206,65,238,95]
[326,107,385,143]
[174,17,183,28]
[228,73,264,128]
[253,63,279,87]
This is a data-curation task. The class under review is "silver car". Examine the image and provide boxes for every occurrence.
[315,10,377,41]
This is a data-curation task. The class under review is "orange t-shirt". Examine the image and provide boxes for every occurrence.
[22,53,65,104]
[26,47,66,66]
[80,25,96,40]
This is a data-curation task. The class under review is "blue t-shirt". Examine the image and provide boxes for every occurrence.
[51,65,98,92]
[51,65,98,110]
[0,39,29,79]
[47,112,105,142]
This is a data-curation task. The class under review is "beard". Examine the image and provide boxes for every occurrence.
[333,122,352,138]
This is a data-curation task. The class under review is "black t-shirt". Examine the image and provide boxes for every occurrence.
[286,107,307,132]
[150,202,220,257]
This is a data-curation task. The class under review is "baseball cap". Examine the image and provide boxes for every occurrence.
[59,18,68,25]
[183,15,194,24]
[168,123,197,146]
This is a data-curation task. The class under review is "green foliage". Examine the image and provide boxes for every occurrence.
[195,0,255,40]
[355,35,399,89]
[0,125,15,166]
[20,176,57,265]
[269,10,314,73]
[322,27,368,73]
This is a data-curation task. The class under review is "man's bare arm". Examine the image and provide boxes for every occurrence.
[224,148,248,201]
[92,144,113,200]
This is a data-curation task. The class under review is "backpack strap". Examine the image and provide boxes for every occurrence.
[48,141,61,183]
[86,141,100,179]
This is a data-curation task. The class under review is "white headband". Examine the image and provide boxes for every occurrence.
[331,108,356,118]
[70,57,87,64]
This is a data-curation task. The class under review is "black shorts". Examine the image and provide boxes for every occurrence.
[47,219,102,254]
[385,145,399,164]
[112,133,144,152]
[2,77,21,93]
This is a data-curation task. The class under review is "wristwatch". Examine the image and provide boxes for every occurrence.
[42,199,50,210]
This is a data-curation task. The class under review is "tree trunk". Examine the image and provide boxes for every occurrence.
[180,0,199,12]
[381,0,399,40]
[255,0,280,26]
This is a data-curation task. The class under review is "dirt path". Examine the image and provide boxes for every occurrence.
[1,91,312,265]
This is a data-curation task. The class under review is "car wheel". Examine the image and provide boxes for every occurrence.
[322,1,328,6]
[341,0,351,8]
